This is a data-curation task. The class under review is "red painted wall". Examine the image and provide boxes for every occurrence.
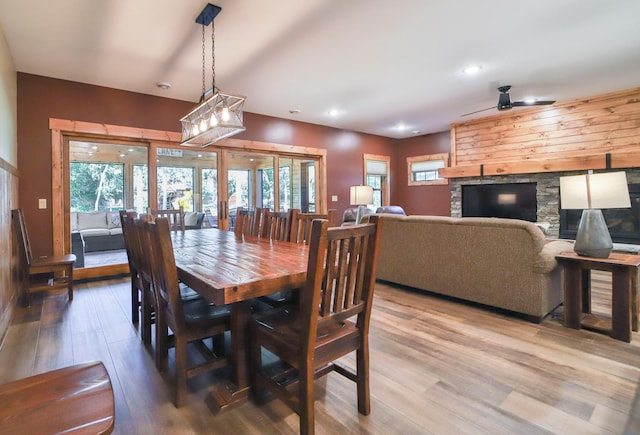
[391,131,452,216]
[17,73,410,255]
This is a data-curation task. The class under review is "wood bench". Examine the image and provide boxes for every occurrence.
[0,361,115,434]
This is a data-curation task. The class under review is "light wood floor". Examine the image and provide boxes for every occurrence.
[1,273,639,434]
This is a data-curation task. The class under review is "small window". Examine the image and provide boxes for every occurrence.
[407,153,449,186]
[363,154,390,207]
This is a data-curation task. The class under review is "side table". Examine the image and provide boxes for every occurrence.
[556,251,639,342]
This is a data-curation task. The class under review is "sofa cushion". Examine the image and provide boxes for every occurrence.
[108,228,123,236]
[77,212,107,230]
[80,228,110,237]
[70,212,78,232]
[107,212,121,229]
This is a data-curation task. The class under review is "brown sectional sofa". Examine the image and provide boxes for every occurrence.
[374,214,573,322]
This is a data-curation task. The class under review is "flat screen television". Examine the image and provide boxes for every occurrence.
[462,182,537,222]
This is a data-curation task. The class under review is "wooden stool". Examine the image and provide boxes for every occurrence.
[0,361,115,434]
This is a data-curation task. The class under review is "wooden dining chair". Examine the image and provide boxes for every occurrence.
[149,206,185,231]
[142,217,231,407]
[250,216,383,435]
[11,209,76,306]
[289,209,338,244]
[234,207,261,237]
[261,209,296,242]
[121,211,156,345]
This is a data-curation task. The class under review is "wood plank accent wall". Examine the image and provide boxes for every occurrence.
[442,87,640,178]
[0,157,19,342]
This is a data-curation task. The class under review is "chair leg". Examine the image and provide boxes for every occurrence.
[157,318,169,372]
[356,343,371,415]
[131,280,139,324]
[299,364,315,435]
[174,336,188,408]
[141,288,153,345]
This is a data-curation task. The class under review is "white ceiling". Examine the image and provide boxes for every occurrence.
[1,0,639,139]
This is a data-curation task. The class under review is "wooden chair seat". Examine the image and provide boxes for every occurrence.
[12,209,75,306]
[181,297,231,327]
[0,361,115,434]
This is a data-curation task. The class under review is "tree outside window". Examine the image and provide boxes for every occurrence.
[70,162,124,211]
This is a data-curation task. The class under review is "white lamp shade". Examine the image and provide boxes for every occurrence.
[560,171,630,210]
[350,185,373,205]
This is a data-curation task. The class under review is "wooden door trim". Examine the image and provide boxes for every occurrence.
[50,118,328,271]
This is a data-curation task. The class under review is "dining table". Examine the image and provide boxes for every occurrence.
[171,228,309,414]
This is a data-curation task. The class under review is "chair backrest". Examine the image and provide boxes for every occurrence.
[11,209,33,269]
[149,207,185,231]
[130,214,155,287]
[142,217,187,334]
[290,209,338,244]
[261,209,296,241]
[119,210,139,275]
[234,207,261,237]
[299,216,383,356]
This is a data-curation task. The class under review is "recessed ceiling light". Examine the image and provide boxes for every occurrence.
[394,123,408,131]
[197,154,203,158]
[412,130,421,135]
[92,145,98,150]
[156,82,171,90]
[328,109,341,117]
[462,65,482,75]
[119,153,126,157]
[128,148,134,152]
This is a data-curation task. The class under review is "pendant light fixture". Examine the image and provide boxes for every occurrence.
[180,3,246,147]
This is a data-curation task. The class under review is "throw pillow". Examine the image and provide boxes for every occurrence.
[107,212,122,229]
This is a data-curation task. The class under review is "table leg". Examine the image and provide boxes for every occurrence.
[563,262,582,329]
[581,269,591,313]
[204,299,252,414]
[632,269,638,332]
[611,266,632,343]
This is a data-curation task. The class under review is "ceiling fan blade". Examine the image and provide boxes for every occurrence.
[512,100,556,107]
[461,106,496,117]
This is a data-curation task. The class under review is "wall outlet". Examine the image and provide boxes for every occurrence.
[38,199,47,209]
[331,195,338,202]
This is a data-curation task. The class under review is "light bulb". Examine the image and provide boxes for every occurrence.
[221,107,231,122]
[199,118,207,132]
[192,123,199,136]
[209,113,219,127]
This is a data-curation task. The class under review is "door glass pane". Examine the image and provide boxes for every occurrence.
[133,164,148,213]
[202,167,218,227]
[156,147,199,211]
[227,151,275,211]
[70,162,124,211]
[69,140,147,269]
[280,157,317,212]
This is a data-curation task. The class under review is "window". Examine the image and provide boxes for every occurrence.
[407,153,449,186]
[363,154,390,207]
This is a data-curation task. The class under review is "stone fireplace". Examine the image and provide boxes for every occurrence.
[450,168,640,240]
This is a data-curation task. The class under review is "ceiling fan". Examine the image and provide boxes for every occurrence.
[462,85,556,116]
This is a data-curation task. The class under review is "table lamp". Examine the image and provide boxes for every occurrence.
[559,171,631,258]
[350,185,373,224]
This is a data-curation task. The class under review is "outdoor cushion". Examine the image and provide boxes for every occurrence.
[77,212,107,230]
